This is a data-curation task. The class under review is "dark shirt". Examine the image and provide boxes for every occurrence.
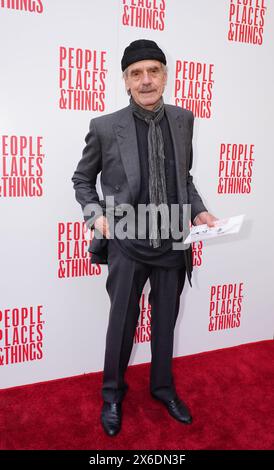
[113,110,185,268]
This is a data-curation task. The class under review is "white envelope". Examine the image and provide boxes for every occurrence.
[183,214,245,244]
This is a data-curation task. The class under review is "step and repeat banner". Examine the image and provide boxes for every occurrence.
[1,1,274,389]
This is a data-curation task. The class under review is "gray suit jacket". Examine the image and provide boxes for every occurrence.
[72,103,207,285]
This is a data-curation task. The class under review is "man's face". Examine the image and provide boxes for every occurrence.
[124,59,167,110]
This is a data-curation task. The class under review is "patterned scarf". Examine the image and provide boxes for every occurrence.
[130,96,168,248]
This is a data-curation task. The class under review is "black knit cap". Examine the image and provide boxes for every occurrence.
[121,39,166,72]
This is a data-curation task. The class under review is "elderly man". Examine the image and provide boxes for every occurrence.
[72,39,217,436]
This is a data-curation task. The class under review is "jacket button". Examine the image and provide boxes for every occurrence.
[114,185,120,191]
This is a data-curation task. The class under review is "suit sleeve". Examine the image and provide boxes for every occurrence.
[71,119,103,228]
[187,112,208,223]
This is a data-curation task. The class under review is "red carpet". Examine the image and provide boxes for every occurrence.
[0,340,273,450]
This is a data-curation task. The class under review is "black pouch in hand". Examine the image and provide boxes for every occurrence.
[87,200,109,264]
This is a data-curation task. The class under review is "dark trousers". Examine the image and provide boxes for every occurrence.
[102,239,186,403]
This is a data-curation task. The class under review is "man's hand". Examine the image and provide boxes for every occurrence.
[193,211,218,227]
[94,215,110,239]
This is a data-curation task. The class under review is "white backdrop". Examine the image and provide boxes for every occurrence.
[0,0,274,389]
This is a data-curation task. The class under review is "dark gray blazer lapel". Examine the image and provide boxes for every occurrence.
[113,106,141,205]
[165,105,188,205]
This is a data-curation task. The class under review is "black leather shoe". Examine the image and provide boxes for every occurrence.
[151,394,193,424]
[101,401,122,436]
